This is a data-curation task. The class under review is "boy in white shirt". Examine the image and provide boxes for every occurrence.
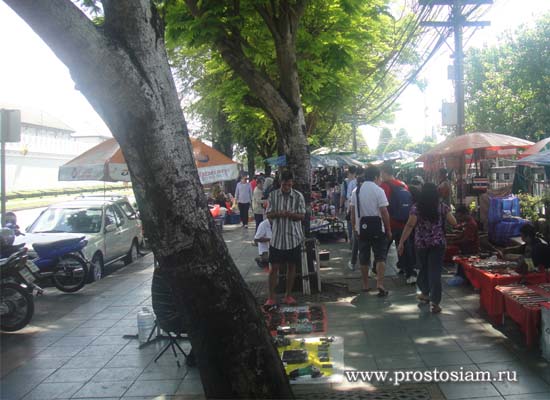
[254,218,272,268]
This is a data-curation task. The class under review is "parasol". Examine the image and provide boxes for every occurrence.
[417,132,534,162]
[59,138,239,184]
[514,150,550,166]
[518,138,550,159]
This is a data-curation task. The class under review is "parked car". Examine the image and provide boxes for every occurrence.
[18,197,144,282]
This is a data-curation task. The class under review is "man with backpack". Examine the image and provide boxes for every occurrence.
[380,163,416,284]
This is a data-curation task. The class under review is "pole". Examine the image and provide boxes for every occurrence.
[1,139,6,226]
[453,1,465,137]
[351,117,357,153]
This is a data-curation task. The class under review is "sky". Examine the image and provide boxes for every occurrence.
[0,1,549,146]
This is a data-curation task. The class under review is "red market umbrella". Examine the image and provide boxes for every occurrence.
[417,132,534,163]
[518,137,550,159]
[59,138,239,184]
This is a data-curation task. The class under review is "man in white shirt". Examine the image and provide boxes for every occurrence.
[350,165,392,296]
[234,175,253,228]
[254,218,272,268]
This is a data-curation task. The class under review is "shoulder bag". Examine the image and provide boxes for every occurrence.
[356,184,384,240]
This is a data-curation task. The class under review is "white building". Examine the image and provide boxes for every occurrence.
[2,105,109,191]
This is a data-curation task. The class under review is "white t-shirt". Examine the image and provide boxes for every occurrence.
[254,219,272,254]
[350,181,389,234]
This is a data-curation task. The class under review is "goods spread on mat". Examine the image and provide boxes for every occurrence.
[263,305,327,336]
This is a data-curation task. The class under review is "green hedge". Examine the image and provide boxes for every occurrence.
[7,184,130,200]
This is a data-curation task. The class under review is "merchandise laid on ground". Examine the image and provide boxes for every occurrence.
[274,336,344,384]
[263,304,327,335]
[494,283,550,347]
[454,256,548,323]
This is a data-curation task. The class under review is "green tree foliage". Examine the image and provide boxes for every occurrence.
[384,128,412,153]
[376,127,393,155]
[405,135,436,154]
[167,1,427,168]
[464,14,550,140]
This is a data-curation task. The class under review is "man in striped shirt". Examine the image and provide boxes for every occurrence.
[265,171,306,306]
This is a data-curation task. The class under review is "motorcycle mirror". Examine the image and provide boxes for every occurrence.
[105,224,117,233]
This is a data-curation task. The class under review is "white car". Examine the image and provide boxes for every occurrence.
[19,197,144,282]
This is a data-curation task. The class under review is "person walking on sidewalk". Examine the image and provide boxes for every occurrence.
[252,178,265,233]
[398,183,457,314]
[347,167,363,271]
[265,171,306,306]
[235,175,253,228]
[380,163,416,284]
[350,165,392,296]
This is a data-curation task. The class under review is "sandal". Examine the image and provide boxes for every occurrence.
[431,304,442,314]
[376,288,389,297]
[416,294,430,304]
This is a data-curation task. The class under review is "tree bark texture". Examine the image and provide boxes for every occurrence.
[3,1,293,398]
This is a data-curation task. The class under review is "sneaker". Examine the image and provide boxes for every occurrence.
[406,276,417,284]
[264,298,276,306]
[283,296,297,305]
[347,261,356,271]
[431,304,442,314]
[369,269,377,279]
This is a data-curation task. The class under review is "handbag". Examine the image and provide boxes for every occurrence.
[356,184,384,240]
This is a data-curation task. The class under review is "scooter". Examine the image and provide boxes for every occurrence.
[2,226,89,293]
[0,231,43,331]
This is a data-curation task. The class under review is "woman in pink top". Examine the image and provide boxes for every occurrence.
[398,183,457,313]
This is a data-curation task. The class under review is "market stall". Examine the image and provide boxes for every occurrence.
[417,132,533,202]
[494,283,550,347]
[454,256,548,323]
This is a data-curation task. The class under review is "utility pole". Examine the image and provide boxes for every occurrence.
[344,114,369,153]
[420,0,492,136]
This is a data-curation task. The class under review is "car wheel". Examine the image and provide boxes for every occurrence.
[89,253,104,282]
[124,240,139,266]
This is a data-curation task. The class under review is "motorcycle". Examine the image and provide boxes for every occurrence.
[2,224,90,293]
[0,231,42,331]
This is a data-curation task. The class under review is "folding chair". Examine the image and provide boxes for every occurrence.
[151,269,195,368]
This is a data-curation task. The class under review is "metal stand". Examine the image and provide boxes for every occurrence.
[153,331,189,368]
[122,319,169,349]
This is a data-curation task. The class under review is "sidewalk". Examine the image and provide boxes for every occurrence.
[1,223,550,399]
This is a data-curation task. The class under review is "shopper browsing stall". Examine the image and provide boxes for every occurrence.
[398,183,458,313]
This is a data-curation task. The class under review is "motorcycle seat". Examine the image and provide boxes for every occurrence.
[32,237,86,253]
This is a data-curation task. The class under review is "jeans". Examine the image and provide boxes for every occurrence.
[416,245,445,305]
[238,203,250,226]
[388,230,415,278]
[254,213,264,233]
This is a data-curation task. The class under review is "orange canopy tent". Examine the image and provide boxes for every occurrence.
[59,138,239,184]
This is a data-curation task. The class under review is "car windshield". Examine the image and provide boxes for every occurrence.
[29,207,103,234]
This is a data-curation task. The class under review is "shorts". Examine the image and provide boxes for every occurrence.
[269,246,301,265]
[358,235,387,266]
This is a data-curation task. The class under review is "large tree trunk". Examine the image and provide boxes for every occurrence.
[246,143,256,177]
[3,1,293,398]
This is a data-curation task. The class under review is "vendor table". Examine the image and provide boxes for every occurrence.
[454,257,548,324]
[494,283,550,347]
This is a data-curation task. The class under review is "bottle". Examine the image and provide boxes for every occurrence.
[137,307,155,344]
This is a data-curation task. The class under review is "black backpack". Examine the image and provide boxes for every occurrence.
[388,182,412,222]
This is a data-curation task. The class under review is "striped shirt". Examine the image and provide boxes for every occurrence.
[267,188,306,250]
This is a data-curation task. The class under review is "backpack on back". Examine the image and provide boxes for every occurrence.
[388,182,412,222]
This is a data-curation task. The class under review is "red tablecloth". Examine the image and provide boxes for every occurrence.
[455,257,548,323]
[494,284,550,347]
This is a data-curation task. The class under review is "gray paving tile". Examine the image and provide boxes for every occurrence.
[420,350,473,367]
[438,382,501,399]
[504,393,550,400]
[92,367,144,382]
[21,381,84,400]
[63,356,113,369]
[37,346,86,358]
[50,336,97,347]
[44,367,101,383]
[67,327,108,337]
[91,335,133,346]
[176,376,204,396]
[375,354,426,369]
[76,344,125,357]
[105,354,154,368]
[492,374,550,396]
[467,347,518,364]
[138,364,189,380]
[124,379,182,397]
[20,356,72,370]
[72,380,133,398]
[414,339,463,354]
